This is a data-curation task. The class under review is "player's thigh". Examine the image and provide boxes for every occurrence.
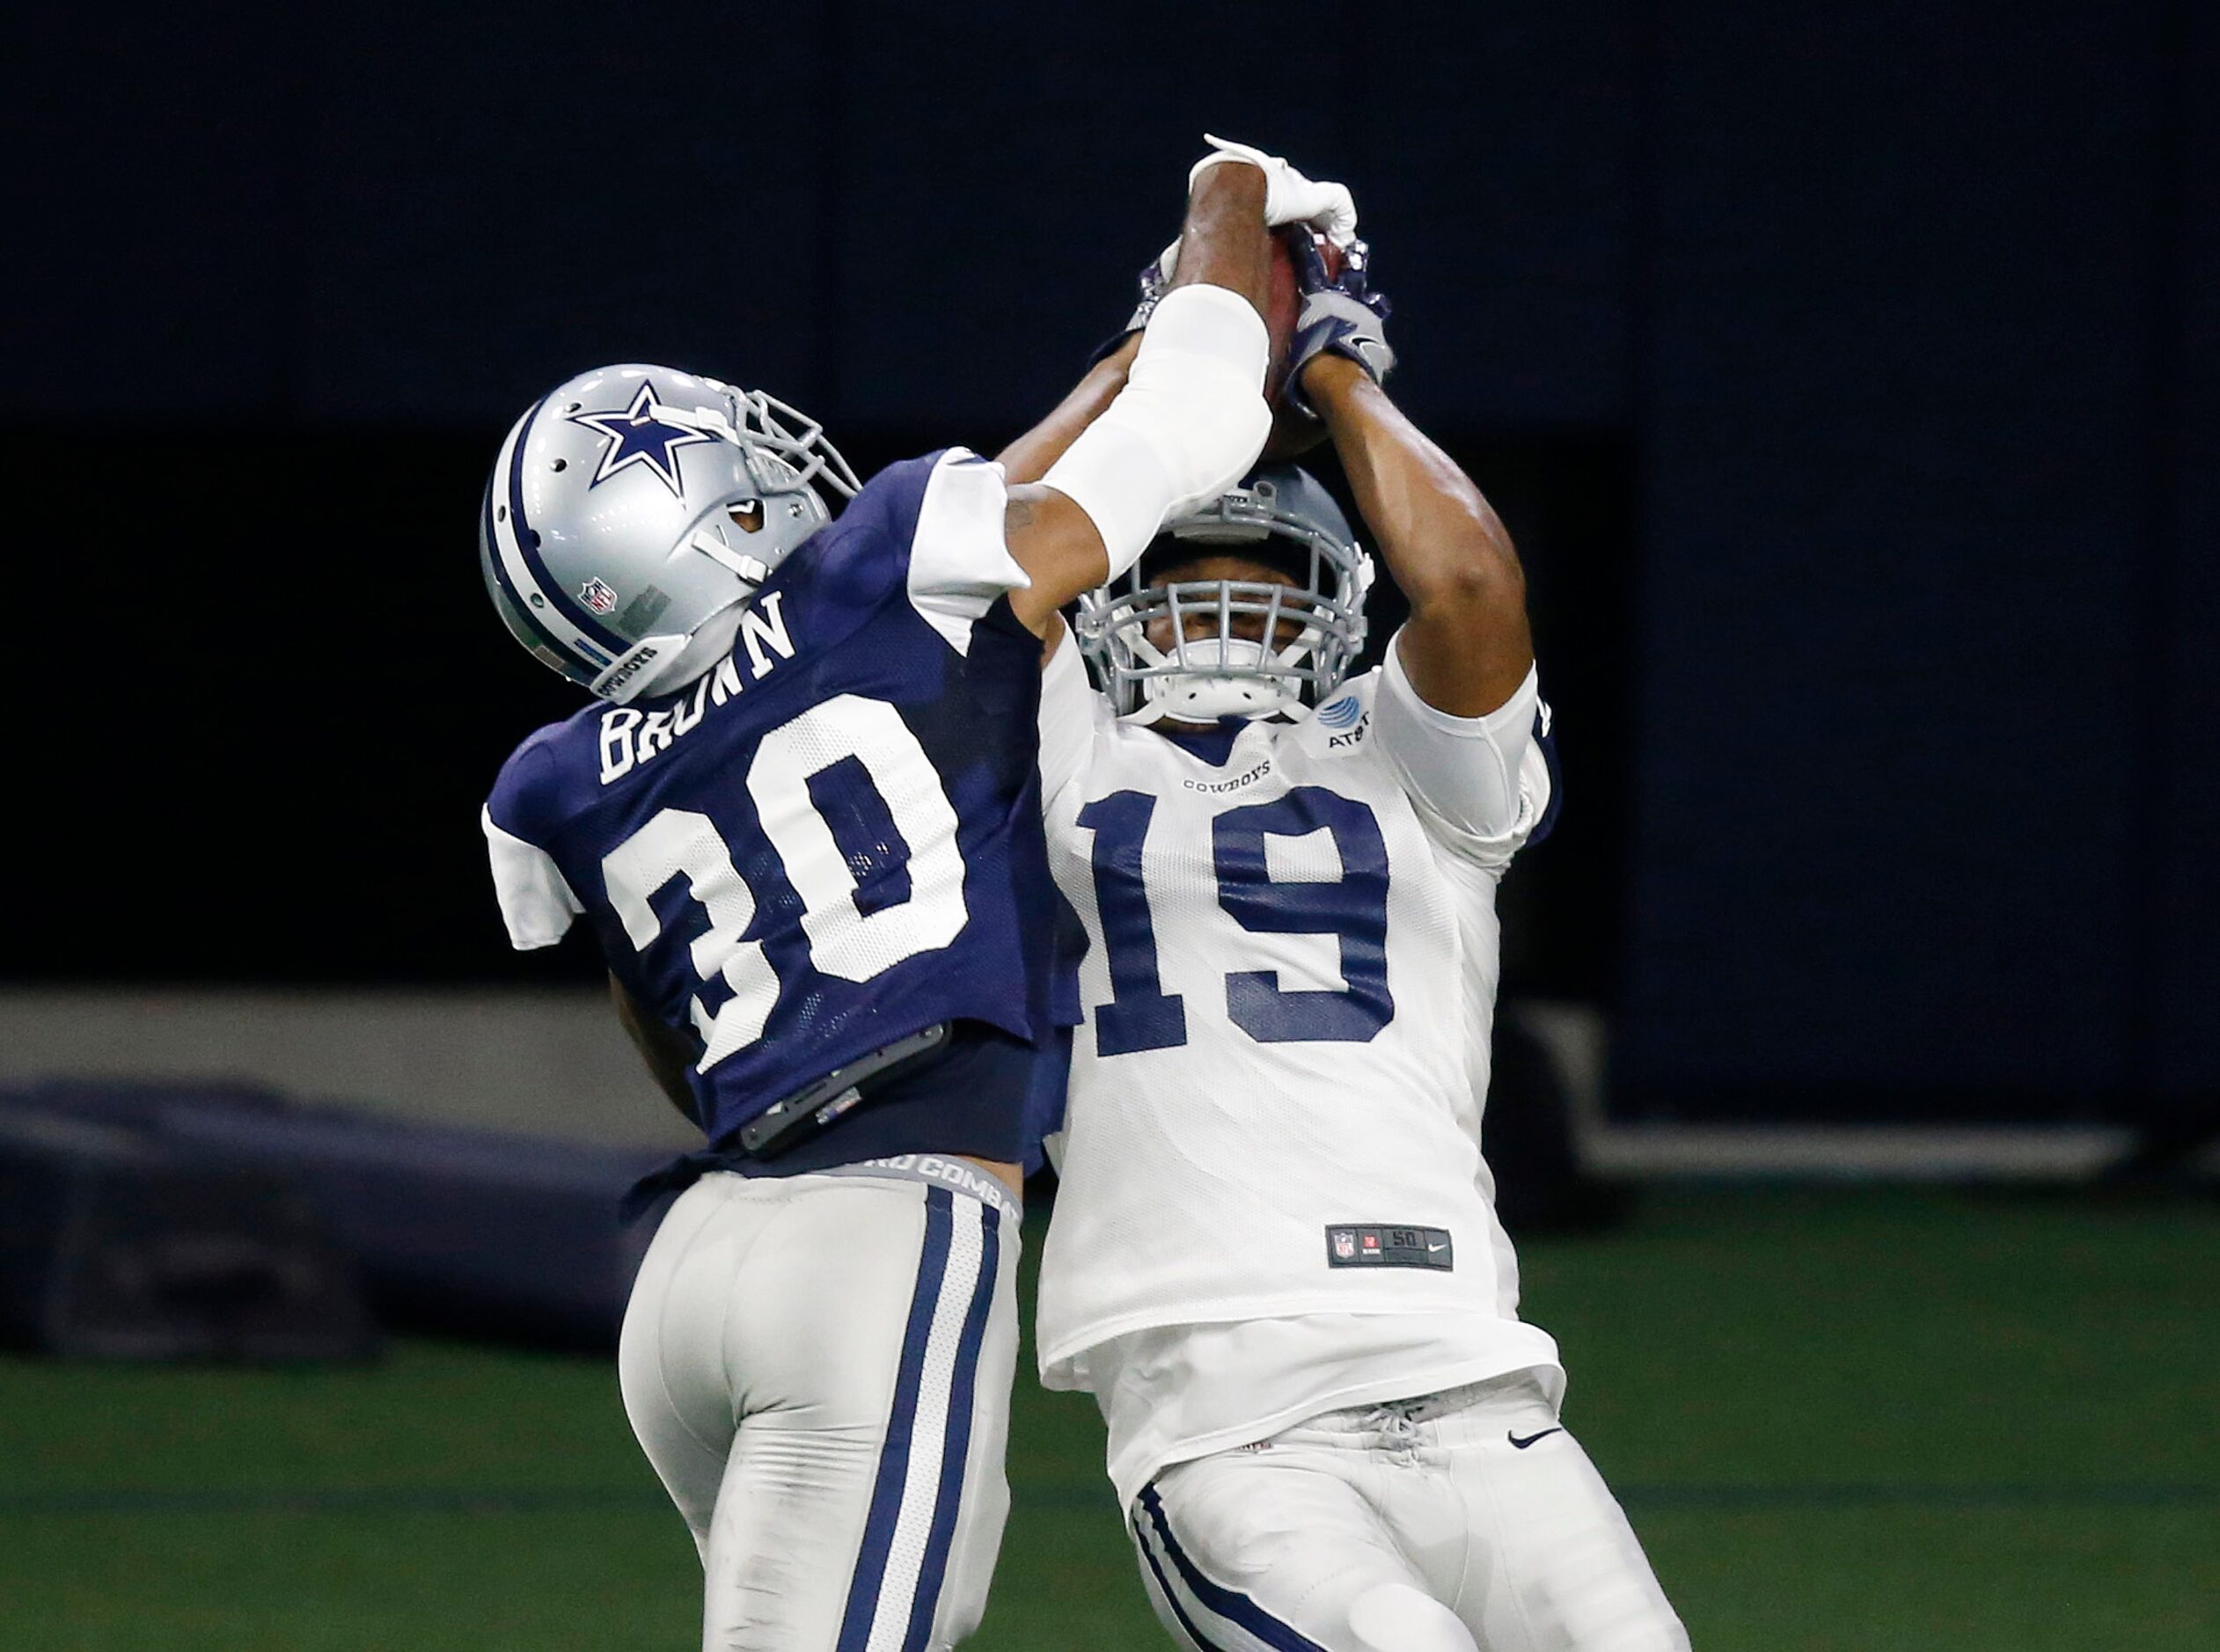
[699,1178,1018,1650]
[619,1173,770,1552]
[1133,1448,1479,1652]
[1441,1406,1687,1652]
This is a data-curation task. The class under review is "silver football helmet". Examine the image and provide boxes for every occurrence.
[1077,464,1374,723]
[479,363,859,703]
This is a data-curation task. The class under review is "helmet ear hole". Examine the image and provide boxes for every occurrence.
[728,501,766,534]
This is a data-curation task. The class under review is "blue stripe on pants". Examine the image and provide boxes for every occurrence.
[1137,1484,1332,1652]
[837,1187,954,1651]
[902,1198,1001,1647]
[1133,1507,1237,1652]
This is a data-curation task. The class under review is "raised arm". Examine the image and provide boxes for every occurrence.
[1302,351,1533,717]
[1000,157,1279,636]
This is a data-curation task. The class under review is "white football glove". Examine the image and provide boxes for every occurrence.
[1188,133,1359,245]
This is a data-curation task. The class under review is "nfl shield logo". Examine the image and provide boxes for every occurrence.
[1332,1231,1356,1260]
[579,577,619,615]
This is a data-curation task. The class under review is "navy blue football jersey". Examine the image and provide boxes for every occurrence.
[483,450,1066,1159]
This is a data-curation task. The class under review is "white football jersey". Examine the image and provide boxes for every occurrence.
[1033,625,1561,1496]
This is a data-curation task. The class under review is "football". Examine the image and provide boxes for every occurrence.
[1262,225,1344,458]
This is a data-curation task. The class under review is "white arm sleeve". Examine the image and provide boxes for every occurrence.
[1037,620,1100,811]
[1371,631,1550,867]
[1041,283,1271,579]
[482,807,584,949]
[906,449,1029,656]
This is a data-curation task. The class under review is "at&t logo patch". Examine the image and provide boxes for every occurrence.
[1315,694,1362,729]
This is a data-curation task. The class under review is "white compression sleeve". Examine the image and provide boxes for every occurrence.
[1041,283,1271,579]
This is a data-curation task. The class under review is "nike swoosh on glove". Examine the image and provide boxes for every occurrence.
[1284,236,1396,419]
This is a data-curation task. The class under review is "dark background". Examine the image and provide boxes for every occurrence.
[7,1,2213,1134]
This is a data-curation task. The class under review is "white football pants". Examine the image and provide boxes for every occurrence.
[619,1163,1021,1652]
[1130,1371,1688,1652]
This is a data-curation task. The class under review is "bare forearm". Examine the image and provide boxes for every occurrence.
[608,974,701,1128]
[1308,354,1533,715]
[1003,163,1273,633]
[1169,161,1273,314]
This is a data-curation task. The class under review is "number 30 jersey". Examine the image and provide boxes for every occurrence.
[480,450,1064,1159]
[1033,627,1561,1453]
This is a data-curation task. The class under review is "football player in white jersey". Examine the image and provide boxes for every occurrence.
[1002,236,1689,1650]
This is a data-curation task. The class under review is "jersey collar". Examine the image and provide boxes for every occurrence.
[1157,715,1271,768]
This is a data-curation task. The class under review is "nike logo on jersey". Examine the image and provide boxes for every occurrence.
[1507,1427,1564,1450]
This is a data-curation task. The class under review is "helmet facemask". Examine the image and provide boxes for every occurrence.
[703,384,861,512]
[1077,469,1374,725]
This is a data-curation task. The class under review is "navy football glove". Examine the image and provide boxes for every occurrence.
[1283,235,1395,418]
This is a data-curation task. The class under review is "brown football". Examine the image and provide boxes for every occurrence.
[1262,226,1344,459]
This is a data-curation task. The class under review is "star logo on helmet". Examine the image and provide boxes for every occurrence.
[568,382,718,498]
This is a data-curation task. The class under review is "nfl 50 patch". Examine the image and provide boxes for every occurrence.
[1325,1224,1454,1271]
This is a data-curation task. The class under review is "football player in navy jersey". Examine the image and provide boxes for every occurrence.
[478,143,1359,1649]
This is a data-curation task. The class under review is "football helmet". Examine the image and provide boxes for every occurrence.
[479,363,859,703]
[1076,464,1374,723]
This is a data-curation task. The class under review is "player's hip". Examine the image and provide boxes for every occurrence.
[1131,1376,1687,1652]
[628,1161,1020,1402]
[1105,1345,1567,1514]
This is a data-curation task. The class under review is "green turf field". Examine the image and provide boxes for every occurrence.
[2,1187,2214,1649]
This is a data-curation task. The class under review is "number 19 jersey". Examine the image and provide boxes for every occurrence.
[480,450,1065,1159]
[1033,630,1561,1411]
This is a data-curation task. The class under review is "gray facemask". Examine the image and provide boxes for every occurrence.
[1077,465,1374,724]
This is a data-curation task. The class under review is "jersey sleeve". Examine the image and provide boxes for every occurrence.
[481,740,583,949]
[481,808,582,947]
[1369,628,1554,869]
[904,449,1031,656]
[1037,618,1101,810]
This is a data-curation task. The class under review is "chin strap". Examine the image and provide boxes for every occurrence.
[591,602,751,705]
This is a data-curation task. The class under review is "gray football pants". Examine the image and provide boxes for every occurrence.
[1131,1371,1689,1652]
[619,1163,1020,1651]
